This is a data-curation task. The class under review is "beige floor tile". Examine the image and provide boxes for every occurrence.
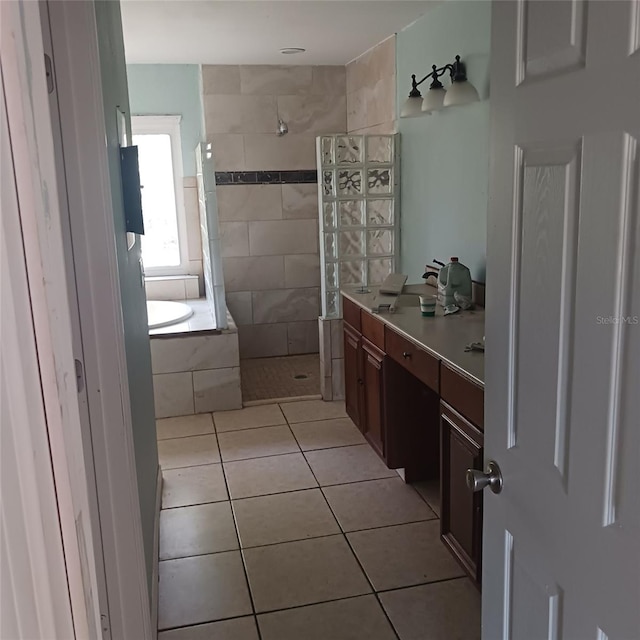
[158,434,220,469]
[233,489,339,547]
[162,464,228,508]
[224,452,317,499]
[218,425,299,462]
[214,404,286,432]
[280,399,347,423]
[304,445,396,486]
[159,617,259,640]
[243,535,371,612]
[158,551,252,630]
[413,479,441,517]
[156,414,214,441]
[379,578,481,640]
[348,521,466,591]
[257,595,396,640]
[159,502,238,560]
[322,477,437,532]
[290,417,366,451]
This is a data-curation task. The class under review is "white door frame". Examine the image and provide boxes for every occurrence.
[1,54,78,640]
[2,1,153,638]
[44,0,154,637]
[2,2,102,637]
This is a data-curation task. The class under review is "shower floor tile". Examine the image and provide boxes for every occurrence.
[240,354,320,403]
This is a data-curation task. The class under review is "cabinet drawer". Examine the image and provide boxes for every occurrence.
[441,364,484,430]
[361,311,385,351]
[385,327,439,393]
[343,296,361,332]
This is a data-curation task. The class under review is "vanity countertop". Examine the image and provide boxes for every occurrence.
[341,283,485,386]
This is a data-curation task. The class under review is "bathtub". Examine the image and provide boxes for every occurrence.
[146,300,193,329]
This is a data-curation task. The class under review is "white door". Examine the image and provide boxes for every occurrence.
[484,1,640,638]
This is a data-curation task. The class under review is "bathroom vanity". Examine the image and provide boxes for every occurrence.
[341,284,485,585]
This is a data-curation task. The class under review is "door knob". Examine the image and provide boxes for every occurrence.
[466,460,503,494]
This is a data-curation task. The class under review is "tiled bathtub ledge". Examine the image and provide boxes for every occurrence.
[150,305,242,417]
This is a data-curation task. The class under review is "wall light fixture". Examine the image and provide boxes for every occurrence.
[400,55,480,118]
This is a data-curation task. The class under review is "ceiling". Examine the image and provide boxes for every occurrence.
[121,1,434,65]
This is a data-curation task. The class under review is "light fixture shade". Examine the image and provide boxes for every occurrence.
[422,87,446,112]
[400,96,425,118]
[443,81,480,107]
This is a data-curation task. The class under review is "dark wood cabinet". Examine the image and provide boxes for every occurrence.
[361,338,385,457]
[341,293,485,586]
[440,402,484,586]
[344,322,363,429]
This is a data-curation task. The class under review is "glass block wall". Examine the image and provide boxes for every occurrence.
[317,134,400,319]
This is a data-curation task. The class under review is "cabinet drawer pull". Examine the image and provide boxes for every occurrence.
[357,378,364,386]
[402,351,412,359]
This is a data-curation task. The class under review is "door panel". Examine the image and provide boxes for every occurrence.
[486,1,640,638]
[513,143,581,476]
[441,407,483,583]
[509,544,562,640]
[519,0,587,82]
[343,324,362,429]
[362,339,385,458]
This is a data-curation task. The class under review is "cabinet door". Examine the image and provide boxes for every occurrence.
[343,324,363,429]
[362,338,385,458]
[440,403,483,585]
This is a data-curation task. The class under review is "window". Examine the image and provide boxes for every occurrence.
[132,115,188,275]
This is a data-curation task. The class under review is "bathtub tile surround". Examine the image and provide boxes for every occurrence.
[154,372,195,417]
[203,64,346,359]
[145,275,200,301]
[193,367,243,413]
[150,333,239,374]
[183,176,204,290]
[151,307,242,418]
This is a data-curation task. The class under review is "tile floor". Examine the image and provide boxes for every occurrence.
[156,400,481,640]
[240,354,320,403]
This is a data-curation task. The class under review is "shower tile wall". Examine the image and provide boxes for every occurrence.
[203,65,347,358]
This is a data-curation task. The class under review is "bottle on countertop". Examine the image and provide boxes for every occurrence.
[437,257,472,308]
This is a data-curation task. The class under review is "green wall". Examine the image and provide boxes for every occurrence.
[397,1,491,282]
[127,64,203,176]
[94,0,158,601]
